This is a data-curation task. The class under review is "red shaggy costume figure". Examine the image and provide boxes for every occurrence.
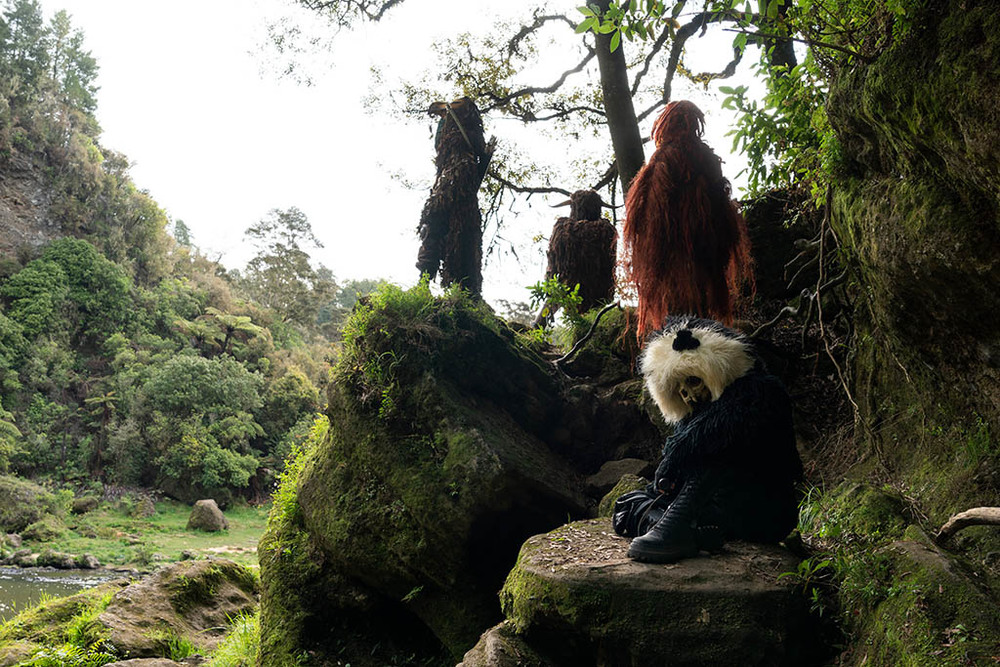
[622,100,753,339]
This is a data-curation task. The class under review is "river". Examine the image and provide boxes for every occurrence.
[0,567,123,622]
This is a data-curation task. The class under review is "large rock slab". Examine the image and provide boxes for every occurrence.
[490,519,820,666]
[261,293,595,665]
[98,559,257,659]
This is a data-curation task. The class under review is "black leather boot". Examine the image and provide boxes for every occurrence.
[627,476,703,563]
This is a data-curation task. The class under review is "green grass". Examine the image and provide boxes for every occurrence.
[29,499,269,569]
[206,610,259,666]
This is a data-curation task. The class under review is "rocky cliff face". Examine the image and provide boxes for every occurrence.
[820,1,1000,661]
[827,0,1000,511]
[0,152,58,264]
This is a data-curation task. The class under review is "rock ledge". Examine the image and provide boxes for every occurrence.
[466,518,820,666]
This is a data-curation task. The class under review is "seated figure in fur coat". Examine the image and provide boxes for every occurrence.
[615,316,803,563]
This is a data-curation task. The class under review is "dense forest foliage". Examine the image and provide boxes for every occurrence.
[0,0,381,505]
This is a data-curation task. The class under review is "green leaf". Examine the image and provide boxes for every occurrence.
[610,29,621,52]
[718,85,735,94]
[577,5,596,16]
[597,20,618,34]
[575,16,597,33]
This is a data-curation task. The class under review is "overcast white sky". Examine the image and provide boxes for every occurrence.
[35,0,749,308]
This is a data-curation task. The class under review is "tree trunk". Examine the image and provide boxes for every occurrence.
[594,0,645,193]
[764,0,797,73]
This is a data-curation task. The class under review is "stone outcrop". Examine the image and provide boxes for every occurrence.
[0,475,54,533]
[259,290,660,665]
[0,559,256,665]
[826,1,1000,478]
[584,458,653,498]
[0,152,58,261]
[98,559,257,660]
[185,499,228,532]
[462,519,820,667]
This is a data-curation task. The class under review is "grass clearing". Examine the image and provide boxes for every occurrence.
[31,499,269,569]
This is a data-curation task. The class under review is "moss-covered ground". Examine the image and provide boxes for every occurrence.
[795,482,1000,666]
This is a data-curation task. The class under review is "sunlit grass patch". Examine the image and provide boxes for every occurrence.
[206,610,259,667]
[30,498,270,568]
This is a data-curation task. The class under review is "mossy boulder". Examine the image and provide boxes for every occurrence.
[186,499,228,532]
[71,495,100,515]
[20,514,65,542]
[37,549,76,569]
[486,519,821,666]
[585,458,653,498]
[261,286,614,665]
[0,560,256,664]
[0,475,54,533]
[596,473,648,518]
[0,580,127,665]
[826,0,1000,488]
[97,559,258,659]
[820,8,1000,659]
[458,621,553,667]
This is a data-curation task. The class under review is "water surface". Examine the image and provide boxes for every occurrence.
[0,567,122,622]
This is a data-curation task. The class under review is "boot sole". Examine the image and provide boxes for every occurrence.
[627,540,699,563]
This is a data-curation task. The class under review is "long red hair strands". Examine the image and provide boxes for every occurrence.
[622,100,753,340]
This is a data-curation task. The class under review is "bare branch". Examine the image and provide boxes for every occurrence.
[555,302,622,366]
[685,46,744,85]
[588,162,618,193]
[936,507,1000,544]
[662,11,716,105]
[482,51,597,113]
[299,0,405,23]
[486,168,573,198]
[630,24,672,96]
[530,105,606,122]
[508,12,577,56]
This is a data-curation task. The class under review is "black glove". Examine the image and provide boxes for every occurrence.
[654,452,678,494]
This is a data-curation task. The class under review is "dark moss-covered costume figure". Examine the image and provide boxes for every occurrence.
[614,316,802,563]
[534,189,617,326]
[416,97,495,296]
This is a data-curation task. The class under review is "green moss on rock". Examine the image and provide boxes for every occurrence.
[823,8,1000,653]
[0,580,123,661]
[596,473,647,518]
[259,284,593,663]
[840,528,1000,666]
[498,520,821,666]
